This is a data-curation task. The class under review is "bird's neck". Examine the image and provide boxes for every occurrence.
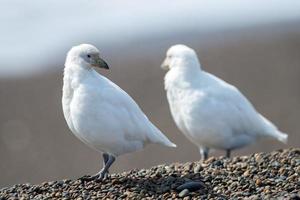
[63,65,94,90]
[164,67,202,90]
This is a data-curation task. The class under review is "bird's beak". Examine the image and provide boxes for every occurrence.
[161,58,169,70]
[92,56,110,70]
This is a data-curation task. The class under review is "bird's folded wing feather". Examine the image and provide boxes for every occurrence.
[101,79,159,142]
[188,75,271,137]
[217,86,264,135]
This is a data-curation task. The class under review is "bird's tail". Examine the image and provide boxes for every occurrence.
[259,114,288,144]
[275,131,288,144]
[160,139,177,148]
[149,124,177,148]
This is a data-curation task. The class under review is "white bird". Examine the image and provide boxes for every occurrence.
[62,44,176,180]
[161,44,288,160]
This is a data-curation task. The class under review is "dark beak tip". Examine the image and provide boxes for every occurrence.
[98,58,110,70]
[103,63,109,70]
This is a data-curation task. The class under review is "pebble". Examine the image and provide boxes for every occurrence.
[178,189,189,197]
[176,181,206,192]
[0,148,298,199]
[193,164,202,173]
[255,179,262,186]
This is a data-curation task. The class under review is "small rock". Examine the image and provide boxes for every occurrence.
[243,170,250,177]
[255,179,262,186]
[179,189,189,198]
[206,157,216,163]
[176,181,206,192]
[194,164,202,173]
[183,196,191,200]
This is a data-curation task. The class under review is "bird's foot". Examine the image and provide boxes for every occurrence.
[94,170,109,182]
[81,170,109,182]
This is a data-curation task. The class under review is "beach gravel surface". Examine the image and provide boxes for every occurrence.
[1,148,299,199]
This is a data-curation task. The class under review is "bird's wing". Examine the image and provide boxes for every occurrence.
[187,73,272,137]
[100,76,175,146]
[208,77,286,140]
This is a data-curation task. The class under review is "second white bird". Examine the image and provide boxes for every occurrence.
[161,44,288,159]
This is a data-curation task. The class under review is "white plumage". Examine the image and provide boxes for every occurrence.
[62,44,176,180]
[161,44,288,159]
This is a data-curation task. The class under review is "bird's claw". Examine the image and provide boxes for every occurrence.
[94,170,109,182]
[80,170,109,182]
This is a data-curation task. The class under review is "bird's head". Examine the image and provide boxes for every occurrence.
[65,44,109,70]
[161,44,200,71]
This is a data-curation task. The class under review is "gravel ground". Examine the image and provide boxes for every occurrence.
[1,148,299,200]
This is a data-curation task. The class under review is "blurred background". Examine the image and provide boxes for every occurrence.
[1,0,300,188]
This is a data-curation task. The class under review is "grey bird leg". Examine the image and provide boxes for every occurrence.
[97,155,116,181]
[87,153,112,181]
[103,153,109,165]
[226,149,231,158]
[100,153,110,177]
[199,147,209,161]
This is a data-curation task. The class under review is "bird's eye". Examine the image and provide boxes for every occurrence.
[87,54,91,58]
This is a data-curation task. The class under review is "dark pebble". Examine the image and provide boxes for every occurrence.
[290,194,300,200]
[176,181,206,192]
